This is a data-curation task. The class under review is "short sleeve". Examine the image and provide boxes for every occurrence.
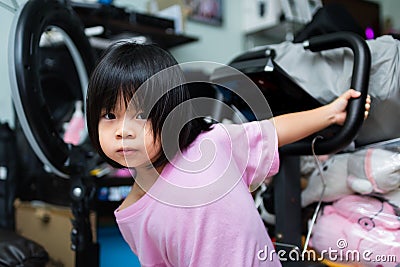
[223,120,279,190]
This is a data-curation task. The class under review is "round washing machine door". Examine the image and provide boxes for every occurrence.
[8,0,95,178]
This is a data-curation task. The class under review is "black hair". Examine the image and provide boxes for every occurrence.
[86,41,213,169]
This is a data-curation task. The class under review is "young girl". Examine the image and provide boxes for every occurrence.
[86,41,370,266]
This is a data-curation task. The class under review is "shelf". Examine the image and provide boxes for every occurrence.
[245,21,305,42]
[243,20,306,50]
[71,3,198,50]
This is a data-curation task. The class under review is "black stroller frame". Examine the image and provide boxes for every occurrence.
[210,31,371,266]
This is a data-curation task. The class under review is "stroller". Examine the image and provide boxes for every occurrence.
[209,6,400,267]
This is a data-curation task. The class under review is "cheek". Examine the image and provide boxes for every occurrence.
[98,124,112,154]
[98,135,107,152]
[146,138,161,157]
[144,126,161,159]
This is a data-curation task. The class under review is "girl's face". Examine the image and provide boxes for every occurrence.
[98,97,161,169]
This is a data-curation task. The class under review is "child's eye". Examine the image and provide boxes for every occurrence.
[103,113,116,120]
[136,112,146,120]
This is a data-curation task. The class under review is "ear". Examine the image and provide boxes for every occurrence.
[370,148,400,193]
[347,174,373,194]
[321,205,336,216]
[377,201,400,230]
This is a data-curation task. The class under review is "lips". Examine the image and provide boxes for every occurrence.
[116,147,137,156]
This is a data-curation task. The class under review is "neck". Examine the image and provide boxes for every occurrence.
[134,163,166,193]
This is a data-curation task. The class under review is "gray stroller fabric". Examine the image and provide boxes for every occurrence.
[264,35,400,146]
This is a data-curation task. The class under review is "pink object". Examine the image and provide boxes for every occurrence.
[114,168,134,178]
[115,121,281,266]
[310,195,400,266]
[301,148,400,207]
[63,101,85,145]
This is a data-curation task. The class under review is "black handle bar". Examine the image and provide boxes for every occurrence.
[279,32,371,155]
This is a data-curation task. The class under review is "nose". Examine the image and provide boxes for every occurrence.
[115,122,135,139]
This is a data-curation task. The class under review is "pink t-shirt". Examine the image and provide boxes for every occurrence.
[115,120,281,266]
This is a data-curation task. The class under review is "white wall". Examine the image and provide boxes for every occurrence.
[372,0,400,33]
[114,0,400,64]
[168,0,400,65]
[169,0,242,65]
[0,0,27,125]
[115,0,244,65]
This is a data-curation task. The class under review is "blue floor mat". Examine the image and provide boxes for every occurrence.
[97,226,141,267]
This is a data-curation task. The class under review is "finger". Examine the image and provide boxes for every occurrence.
[342,89,361,100]
[364,110,369,120]
[350,89,362,98]
[365,103,371,111]
[366,95,371,104]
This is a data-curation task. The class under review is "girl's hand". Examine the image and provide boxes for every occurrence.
[329,89,371,126]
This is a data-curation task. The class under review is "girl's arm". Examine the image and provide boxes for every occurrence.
[271,89,371,147]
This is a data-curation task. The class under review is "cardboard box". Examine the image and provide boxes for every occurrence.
[14,199,96,267]
[147,0,190,33]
